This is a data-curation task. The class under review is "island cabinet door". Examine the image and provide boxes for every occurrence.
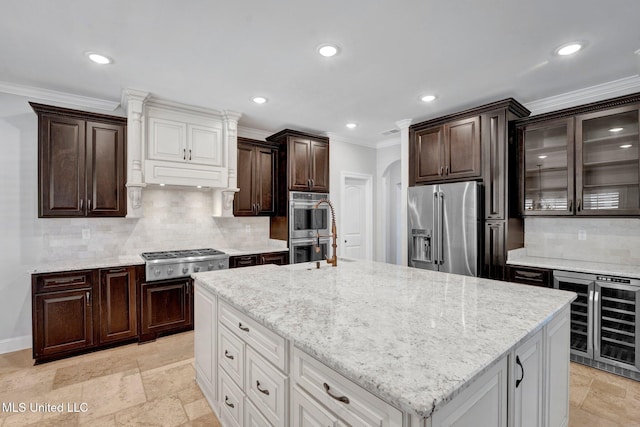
[544,307,570,427]
[511,329,544,427]
[430,355,508,427]
[194,286,217,405]
[292,385,346,427]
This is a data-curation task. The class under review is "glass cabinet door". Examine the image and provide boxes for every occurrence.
[576,106,640,215]
[521,118,574,215]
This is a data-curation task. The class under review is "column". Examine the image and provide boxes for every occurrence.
[396,119,412,265]
[213,110,242,217]
[121,89,149,218]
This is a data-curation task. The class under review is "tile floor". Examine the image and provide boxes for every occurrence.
[1,331,639,426]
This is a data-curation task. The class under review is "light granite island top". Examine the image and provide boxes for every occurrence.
[193,259,576,422]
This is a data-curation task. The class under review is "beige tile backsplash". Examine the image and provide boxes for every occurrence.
[38,187,272,262]
[524,217,640,265]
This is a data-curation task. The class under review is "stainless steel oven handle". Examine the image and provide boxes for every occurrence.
[439,192,444,265]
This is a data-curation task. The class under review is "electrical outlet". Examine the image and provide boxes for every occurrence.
[578,229,587,241]
[82,229,90,240]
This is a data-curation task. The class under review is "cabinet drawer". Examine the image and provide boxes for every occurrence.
[230,255,259,268]
[33,270,94,293]
[219,324,245,388]
[219,301,287,372]
[219,368,244,427]
[292,385,346,427]
[508,265,552,288]
[245,398,274,427]
[292,348,403,427]
[245,346,288,426]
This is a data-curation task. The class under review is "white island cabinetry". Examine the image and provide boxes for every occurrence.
[193,260,575,427]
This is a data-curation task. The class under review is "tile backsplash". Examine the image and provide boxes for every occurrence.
[524,217,640,265]
[38,187,273,262]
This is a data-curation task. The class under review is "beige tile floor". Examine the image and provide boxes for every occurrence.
[1,331,639,426]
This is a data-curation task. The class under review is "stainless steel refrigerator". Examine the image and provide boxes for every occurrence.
[408,181,481,276]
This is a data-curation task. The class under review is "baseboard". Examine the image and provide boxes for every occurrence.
[0,335,31,354]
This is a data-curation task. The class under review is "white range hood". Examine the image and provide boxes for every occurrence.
[121,89,241,218]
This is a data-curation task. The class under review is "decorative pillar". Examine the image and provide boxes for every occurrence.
[213,110,242,217]
[121,89,149,218]
[396,119,413,265]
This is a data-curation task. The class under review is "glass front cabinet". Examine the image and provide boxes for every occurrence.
[518,97,640,216]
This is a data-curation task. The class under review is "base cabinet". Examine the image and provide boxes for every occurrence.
[512,330,544,427]
[140,278,193,341]
[194,285,217,409]
[98,267,137,344]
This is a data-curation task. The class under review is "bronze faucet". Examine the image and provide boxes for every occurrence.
[314,199,338,267]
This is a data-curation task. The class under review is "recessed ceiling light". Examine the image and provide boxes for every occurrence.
[159,183,165,187]
[252,96,267,104]
[555,42,583,56]
[346,123,357,129]
[609,127,624,133]
[86,52,112,65]
[421,95,437,103]
[620,144,633,149]
[538,155,548,159]
[197,185,202,189]
[318,44,339,57]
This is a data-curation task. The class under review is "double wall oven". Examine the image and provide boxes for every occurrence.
[289,191,331,264]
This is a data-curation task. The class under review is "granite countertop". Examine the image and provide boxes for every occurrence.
[220,246,288,256]
[507,248,640,279]
[193,259,575,418]
[30,255,145,274]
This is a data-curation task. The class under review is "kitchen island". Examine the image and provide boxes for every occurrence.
[193,259,576,426]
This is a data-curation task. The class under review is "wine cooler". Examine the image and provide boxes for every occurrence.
[554,270,640,380]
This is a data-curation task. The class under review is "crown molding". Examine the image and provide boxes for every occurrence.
[325,132,377,148]
[237,126,273,141]
[525,75,640,115]
[0,80,120,111]
[376,137,401,149]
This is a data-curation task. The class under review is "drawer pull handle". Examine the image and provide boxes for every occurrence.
[224,350,234,360]
[515,355,525,388]
[323,382,350,404]
[238,322,250,332]
[256,381,270,395]
[224,396,234,408]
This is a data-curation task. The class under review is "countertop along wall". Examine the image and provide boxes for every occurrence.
[0,94,276,353]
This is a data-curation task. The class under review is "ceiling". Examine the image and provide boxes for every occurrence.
[1,0,640,145]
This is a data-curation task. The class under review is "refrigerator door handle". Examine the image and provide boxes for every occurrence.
[433,192,439,265]
[439,191,444,265]
[587,289,594,357]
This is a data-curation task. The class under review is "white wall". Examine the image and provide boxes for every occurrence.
[524,217,640,265]
[328,136,377,258]
[376,141,401,262]
[0,94,273,352]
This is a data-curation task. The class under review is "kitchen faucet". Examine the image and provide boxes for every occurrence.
[314,199,337,267]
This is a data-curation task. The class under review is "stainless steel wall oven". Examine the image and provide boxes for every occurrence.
[288,192,330,263]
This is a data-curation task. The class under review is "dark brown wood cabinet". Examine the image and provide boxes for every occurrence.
[140,278,193,342]
[411,116,481,184]
[229,250,289,268]
[98,267,137,344]
[267,129,330,193]
[31,103,127,218]
[235,138,277,216]
[410,99,530,281]
[32,270,96,361]
[516,92,640,217]
[507,265,553,288]
[32,266,141,363]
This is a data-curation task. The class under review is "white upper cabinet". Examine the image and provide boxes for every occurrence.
[144,102,226,187]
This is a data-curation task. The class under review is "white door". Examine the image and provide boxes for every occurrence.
[342,176,371,259]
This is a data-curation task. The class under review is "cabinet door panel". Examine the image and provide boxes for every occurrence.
[446,116,481,179]
[235,143,256,215]
[513,330,543,427]
[484,111,506,219]
[34,289,93,357]
[148,117,187,162]
[289,137,312,190]
[414,126,443,183]
[141,280,192,336]
[310,140,329,192]
[188,124,222,166]
[484,221,505,280]
[39,115,86,217]
[575,106,640,215]
[257,147,276,214]
[86,122,126,217]
[99,267,137,344]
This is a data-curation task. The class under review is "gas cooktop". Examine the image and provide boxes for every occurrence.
[141,248,226,261]
[140,248,229,281]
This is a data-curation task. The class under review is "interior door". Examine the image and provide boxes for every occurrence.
[342,177,368,259]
